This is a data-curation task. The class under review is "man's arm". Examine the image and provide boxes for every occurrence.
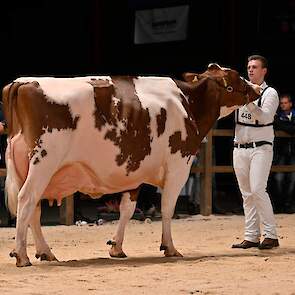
[246,88,279,124]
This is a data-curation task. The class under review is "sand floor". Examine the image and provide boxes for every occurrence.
[1,214,295,295]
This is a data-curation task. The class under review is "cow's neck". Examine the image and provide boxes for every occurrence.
[187,78,221,144]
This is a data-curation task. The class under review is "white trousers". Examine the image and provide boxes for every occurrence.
[233,144,277,242]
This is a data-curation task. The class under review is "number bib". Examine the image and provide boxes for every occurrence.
[235,86,274,127]
[237,105,256,124]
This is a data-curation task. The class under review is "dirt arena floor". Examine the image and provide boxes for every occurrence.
[1,214,295,295]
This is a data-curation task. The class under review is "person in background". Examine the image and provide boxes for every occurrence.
[273,94,295,213]
[232,55,279,250]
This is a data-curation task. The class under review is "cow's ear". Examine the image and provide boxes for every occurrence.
[182,72,199,82]
[207,63,222,71]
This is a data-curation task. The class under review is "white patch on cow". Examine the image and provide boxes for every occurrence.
[112,96,120,106]
[218,105,239,120]
[133,77,189,141]
[109,95,127,137]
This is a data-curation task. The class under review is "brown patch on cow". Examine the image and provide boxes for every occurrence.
[91,76,152,175]
[89,79,117,130]
[29,149,38,160]
[33,157,40,165]
[10,82,80,151]
[169,94,199,157]
[156,108,167,137]
[41,150,47,158]
[36,139,43,148]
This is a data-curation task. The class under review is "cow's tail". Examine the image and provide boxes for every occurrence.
[2,82,23,217]
[2,81,23,139]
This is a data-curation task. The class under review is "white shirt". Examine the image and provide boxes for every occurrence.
[234,82,279,144]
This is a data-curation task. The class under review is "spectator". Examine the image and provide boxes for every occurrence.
[273,94,295,213]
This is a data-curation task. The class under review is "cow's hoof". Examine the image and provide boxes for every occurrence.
[109,251,127,258]
[109,248,127,258]
[109,252,127,258]
[35,252,58,262]
[164,249,183,258]
[10,250,32,267]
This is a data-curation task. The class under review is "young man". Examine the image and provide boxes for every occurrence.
[273,94,295,213]
[232,55,279,250]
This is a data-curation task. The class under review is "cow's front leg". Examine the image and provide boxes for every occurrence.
[30,201,58,262]
[160,202,183,257]
[160,174,188,257]
[108,192,136,258]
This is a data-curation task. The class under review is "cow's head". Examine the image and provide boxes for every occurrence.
[183,63,261,119]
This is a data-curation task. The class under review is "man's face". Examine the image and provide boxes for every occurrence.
[280,97,292,112]
[247,59,267,85]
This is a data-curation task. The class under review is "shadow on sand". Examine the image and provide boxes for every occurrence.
[36,247,295,269]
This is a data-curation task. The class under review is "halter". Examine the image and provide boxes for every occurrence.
[191,74,253,105]
[217,76,252,105]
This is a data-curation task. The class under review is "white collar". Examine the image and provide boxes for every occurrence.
[260,81,268,90]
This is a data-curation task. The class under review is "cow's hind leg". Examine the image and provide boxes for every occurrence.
[30,201,58,262]
[10,185,40,267]
[10,162,60,267]
[108,192,136,258]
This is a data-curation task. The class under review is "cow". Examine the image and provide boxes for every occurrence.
[2,63,260,267]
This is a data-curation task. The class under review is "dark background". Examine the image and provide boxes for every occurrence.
[1,0,295,214]
[1,0,295,92]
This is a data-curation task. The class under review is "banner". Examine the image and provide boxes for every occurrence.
[134,5,189,44]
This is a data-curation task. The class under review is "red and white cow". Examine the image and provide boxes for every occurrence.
[2,64,260,266]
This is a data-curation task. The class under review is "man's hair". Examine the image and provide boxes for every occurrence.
[280,94,292,103]
[248,55,268,68]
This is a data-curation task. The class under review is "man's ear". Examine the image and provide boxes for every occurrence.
[182,72,199,82]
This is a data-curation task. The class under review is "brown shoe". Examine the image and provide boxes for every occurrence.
[232,240,260,249]
[258,238,279,250]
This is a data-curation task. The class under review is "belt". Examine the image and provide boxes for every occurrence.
[234,141,272,149]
